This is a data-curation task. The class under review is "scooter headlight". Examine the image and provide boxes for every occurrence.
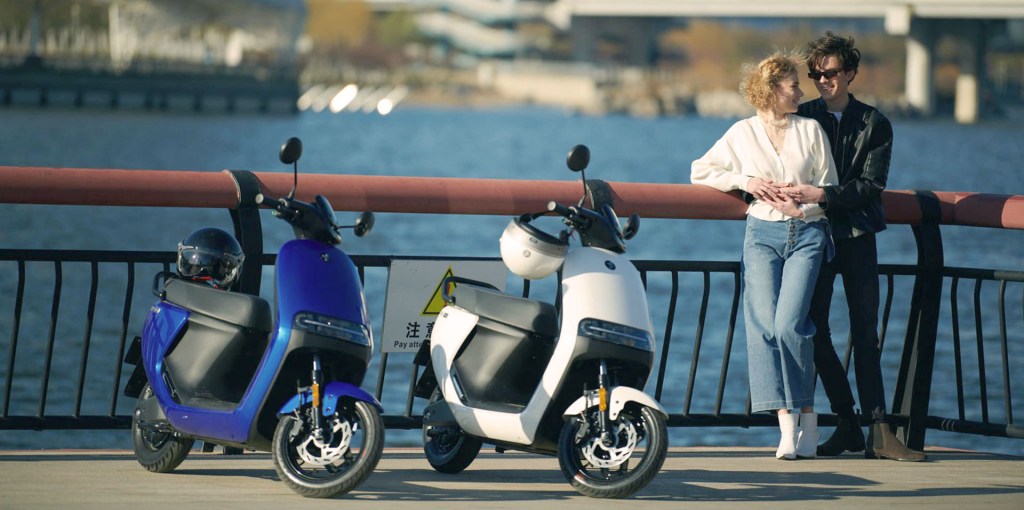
[578,318,653,352]
[294,313,371,346]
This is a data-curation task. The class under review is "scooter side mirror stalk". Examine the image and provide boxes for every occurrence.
[623,214,640,240]
[279,137,302,199]
[566,144,591,208]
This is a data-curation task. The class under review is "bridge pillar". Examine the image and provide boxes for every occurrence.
[953,21,988,125]
[904,18,936,117]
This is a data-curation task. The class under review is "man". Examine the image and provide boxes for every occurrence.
[782,32,926,461]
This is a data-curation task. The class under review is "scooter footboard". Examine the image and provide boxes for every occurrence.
[278,381,383,417]
[562,386,668,421]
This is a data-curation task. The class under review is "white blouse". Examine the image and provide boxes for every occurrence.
[691,114,838,222]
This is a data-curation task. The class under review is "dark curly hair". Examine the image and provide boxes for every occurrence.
[806,31,861,74]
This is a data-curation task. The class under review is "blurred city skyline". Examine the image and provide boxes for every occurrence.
[1,1,1021,120]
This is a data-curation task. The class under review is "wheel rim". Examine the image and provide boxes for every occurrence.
[296,417,353,466]
[425,425,465,456]
[139,428,173,451]
[579,418,639,469]
[134,386,173,452]
[569,410,651,481]
[282,408,366,481]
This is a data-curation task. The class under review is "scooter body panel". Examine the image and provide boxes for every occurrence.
[275,239,371,337]
[431,306,536,443]
[141,299,263,443]
[558,247,653,336]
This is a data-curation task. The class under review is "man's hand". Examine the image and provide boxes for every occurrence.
[763,194,804,218]
[780,184,825,204]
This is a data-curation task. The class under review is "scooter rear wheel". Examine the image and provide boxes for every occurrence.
[272,399,384,498]
[131,384,195,473]
[558,404,668,498]
[422,391,482,474]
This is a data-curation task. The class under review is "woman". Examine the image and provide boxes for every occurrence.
[690,53,838,460]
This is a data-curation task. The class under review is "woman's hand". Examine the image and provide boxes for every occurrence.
[746,177,783,203]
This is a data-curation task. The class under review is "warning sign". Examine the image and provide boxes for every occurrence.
[381,260,506,353]
[422,267,455,315]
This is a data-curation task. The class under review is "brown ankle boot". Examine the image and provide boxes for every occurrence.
[865,420,927,462]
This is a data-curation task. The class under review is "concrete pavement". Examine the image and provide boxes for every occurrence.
[1,447,1022,509]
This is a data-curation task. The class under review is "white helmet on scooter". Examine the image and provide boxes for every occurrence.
[499,216,568,280]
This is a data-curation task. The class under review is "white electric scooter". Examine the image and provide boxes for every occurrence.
[413,145,668,499]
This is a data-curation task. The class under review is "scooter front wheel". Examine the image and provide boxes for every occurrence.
[558,404,668,498]
[272,400,384,498]
[131,384,195,473]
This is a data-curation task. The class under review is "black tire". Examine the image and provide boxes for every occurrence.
[558,405,668,499]
[422,391,482,474]
[272,400,384,498]
[131,384,194,473]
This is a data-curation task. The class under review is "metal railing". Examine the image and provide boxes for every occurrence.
[1,166,1022,452]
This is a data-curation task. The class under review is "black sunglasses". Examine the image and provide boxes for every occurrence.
[808,68,844,80]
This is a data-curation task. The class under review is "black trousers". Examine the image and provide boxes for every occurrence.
[810,233,886,419]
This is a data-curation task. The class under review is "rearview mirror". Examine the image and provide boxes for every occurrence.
[354,211,375,237]
[279,137,302,165]
[566,144,590,172]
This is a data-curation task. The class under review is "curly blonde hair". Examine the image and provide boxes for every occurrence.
[739,52,802,111]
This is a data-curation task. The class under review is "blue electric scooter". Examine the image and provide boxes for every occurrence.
[123,137,383,498]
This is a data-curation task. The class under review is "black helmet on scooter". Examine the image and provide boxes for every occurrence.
[176,227,245,288]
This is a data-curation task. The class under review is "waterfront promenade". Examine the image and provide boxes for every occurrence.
[1,447,1021,509]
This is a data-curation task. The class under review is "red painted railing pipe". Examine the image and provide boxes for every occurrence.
[1,166,1022,229]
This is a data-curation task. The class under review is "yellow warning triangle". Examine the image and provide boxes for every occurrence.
[422,266,455,315]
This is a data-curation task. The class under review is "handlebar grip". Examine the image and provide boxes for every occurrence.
[547,201,572,217]
[256,193,282,208]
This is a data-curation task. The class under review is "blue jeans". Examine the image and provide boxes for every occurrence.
[742,216,828,413]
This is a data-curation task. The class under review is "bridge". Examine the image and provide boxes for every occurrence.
[415,0,1024,123]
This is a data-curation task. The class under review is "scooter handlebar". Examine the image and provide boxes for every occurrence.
[255,193,298,222]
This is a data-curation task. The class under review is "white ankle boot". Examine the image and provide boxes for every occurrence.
[776,414,799,460]
[796,412,819,459]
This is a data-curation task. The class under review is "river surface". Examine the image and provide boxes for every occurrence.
[0,105,1022,455]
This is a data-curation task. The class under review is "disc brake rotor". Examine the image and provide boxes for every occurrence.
[579,418,638,469]
[296,415,353,466]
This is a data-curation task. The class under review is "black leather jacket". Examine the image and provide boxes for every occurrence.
[797,94,892,240]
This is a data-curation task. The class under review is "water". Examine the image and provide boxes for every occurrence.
[0,106,1022,455]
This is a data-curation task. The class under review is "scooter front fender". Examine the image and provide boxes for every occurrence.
[278,381,383,417]
[563,386,668,421]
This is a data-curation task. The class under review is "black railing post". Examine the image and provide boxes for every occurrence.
[891,191,944,450]
[226,170,264,296]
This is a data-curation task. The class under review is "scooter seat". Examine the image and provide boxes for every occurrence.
[450,284,558,338]
[163,278,273,332]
